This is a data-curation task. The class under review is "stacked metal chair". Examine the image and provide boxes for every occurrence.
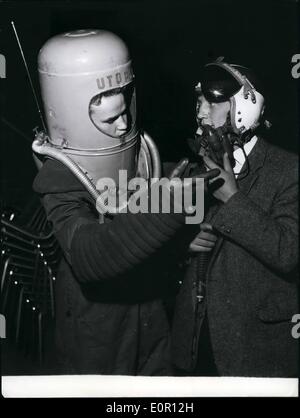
[0,198,61,365]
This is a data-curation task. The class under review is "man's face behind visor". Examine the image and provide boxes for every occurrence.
[196,94,230,134]
[195,63,240,135]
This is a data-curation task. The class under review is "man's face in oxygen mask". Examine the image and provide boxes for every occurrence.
[196,94,230,135]
[193,93,236,168]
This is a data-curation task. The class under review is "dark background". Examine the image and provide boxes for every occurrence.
[0,0,299,210]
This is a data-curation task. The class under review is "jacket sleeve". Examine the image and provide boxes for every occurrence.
[211,165,298,275]
[42,190,187,283]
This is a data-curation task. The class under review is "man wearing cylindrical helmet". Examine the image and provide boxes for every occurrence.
[32,30,217,375]
[172,58,299,377]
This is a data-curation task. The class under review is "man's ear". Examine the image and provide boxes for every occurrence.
[261,105,265,116]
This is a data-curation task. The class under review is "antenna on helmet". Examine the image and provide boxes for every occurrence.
[11,21,47,133]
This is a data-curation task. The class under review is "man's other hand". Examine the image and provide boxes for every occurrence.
[189,222,217,253]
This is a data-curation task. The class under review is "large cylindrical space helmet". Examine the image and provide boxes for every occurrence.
[37,29,139,185]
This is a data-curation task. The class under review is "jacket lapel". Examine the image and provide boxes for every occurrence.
[236,137,267,195]
[205,138,268,274]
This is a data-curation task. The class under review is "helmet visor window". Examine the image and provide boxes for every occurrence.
[201,65,241,103]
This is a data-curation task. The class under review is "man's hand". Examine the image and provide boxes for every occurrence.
[189,222,217,252]
[168,158,189,180]
[167,158,220,212]
[168,158,220,183]
[203,152,238,203]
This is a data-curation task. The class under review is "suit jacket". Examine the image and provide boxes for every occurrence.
[171,138,299,377]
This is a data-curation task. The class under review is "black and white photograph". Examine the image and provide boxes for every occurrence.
[0,0,299,399]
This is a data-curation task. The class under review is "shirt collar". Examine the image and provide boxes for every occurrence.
[233,135,258,175]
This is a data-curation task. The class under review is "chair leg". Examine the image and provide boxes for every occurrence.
[47,267,55,318]
[1,257,10,293]
[15,287,25,344]
[1,272,13,314]
[38,311,43,366]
